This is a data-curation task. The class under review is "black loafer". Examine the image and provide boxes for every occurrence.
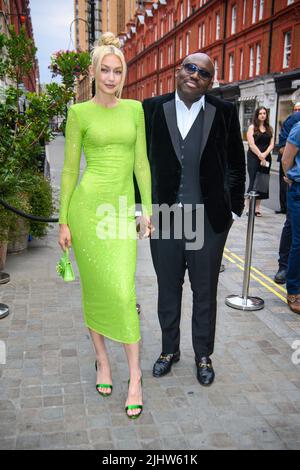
[195,356,215,386]
[274,269,287,284]
[153,351,180,377]
[275,209,287,214]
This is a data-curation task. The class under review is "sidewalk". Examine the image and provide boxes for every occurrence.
[0,136,299,450]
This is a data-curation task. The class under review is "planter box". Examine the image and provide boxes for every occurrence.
[7,218,29,254]
[0,241,8,270]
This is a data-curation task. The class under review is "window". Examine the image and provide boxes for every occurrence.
[287,0,294,4]
[153,81,157,96]
[243,100,256,140]
[199,25,202,48]
[252,0,257,23]
[243,0,247,25]
[187,0,191,17]
[168,12,174,31]
[249,47,254,76]
[161,19,164,37]
[186,33,190,55]
[168,77,172,93]
[231,5,237,35]
[179,37,183,59]
[214,59,219,80]
[160,80,163,95]
[240,49,244,79]
[198,23,205,49]
[168,44,173,64]
[216,13,220,40]
[256,44,261,75]
[283,31,291,68]
[154,25,158,41]
[154,52,157,70]
[160,50,163,68]
[229,54,234,82]
[259,0,264,20]
[180,2,184,22]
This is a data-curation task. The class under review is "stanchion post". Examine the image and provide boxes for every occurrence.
[0,272,10,319]
[225,191,264,311]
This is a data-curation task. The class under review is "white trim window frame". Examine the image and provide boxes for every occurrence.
[249,46,254,77]
[256,43,261,75]
[252,0,257,24]
[231,5,237,35]
[283,31,292,68]
[216,13,221,40]
[259,0,264,20]
[229,53,234,82]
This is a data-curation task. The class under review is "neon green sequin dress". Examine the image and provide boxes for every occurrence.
[59,100,152,344]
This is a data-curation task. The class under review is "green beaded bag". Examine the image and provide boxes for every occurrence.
[56,247,75,282]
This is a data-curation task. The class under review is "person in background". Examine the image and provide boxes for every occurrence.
[274,107,300,284]
[276,104,300,214]
[282,120,300,314]
[246,107,274,217]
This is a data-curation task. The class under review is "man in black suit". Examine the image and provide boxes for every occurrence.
[143,53,245,386]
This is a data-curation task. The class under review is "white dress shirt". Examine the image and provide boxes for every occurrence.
[175,91,239,220]
[175,91,205,140]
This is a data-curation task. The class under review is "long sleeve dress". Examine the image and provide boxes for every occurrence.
[59,99,152,344]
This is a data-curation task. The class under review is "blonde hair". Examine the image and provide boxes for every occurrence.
[91,32,126,98]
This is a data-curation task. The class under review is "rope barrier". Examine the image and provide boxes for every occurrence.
[0,198,59,223]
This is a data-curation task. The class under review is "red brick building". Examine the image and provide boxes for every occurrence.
[122,0,300,140]
[0,0,39,92]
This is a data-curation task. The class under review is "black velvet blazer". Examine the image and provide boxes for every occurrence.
[142,92,246,233]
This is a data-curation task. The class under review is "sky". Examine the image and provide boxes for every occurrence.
[29,0,74,84]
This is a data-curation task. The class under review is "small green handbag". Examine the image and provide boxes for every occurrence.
[56,247,75,282]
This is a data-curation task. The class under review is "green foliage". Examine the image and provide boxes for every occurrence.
[49,49,91,90]
[0,192,31,242]
[0,28,90,243]
[0,26,37,85]
[28,174,56,238]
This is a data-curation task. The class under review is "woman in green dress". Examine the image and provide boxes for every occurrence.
[58,33,152,419]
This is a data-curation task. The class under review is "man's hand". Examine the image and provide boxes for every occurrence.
[283,176,293,186]
[136,216,155,239]
[59,224,72,251]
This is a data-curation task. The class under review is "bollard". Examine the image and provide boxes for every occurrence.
[225,191,264,311]
[0,272,10,319]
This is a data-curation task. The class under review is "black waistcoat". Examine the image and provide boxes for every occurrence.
[177,109,204,206]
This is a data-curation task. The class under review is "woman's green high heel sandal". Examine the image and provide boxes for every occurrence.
[125,377,143,419]
[95,361,113,397]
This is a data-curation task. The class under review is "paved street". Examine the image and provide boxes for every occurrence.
[0,136,300,450]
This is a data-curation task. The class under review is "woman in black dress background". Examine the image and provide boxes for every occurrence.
[246,107,274,216]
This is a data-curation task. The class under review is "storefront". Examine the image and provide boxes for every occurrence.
[274,69,300,142]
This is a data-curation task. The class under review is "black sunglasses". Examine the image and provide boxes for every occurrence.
[182,63,212,81]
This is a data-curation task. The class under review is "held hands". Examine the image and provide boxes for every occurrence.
[136,216,155,239]
[59,224,72,251]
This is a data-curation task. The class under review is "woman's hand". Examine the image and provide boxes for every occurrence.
[59,224,72,251]
[136,216,155,239]
[257,152,265,162]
